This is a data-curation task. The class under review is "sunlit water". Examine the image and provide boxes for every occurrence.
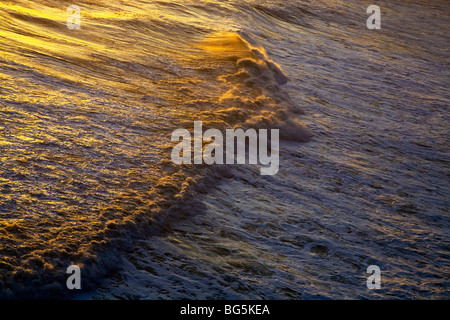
[0,0,448,299]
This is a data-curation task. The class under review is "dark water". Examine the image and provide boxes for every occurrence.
[0,0,449,299]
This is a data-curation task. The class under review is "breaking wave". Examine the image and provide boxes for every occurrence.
[0,0,310,298]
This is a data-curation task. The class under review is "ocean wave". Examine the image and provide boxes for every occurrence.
[0,1,310,298]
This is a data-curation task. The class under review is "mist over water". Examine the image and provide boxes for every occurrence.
[0,0,449,299]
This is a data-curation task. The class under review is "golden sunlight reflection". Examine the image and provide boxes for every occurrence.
[0,0,448,300]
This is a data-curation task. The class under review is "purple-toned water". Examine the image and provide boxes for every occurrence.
[0,0,448,299]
